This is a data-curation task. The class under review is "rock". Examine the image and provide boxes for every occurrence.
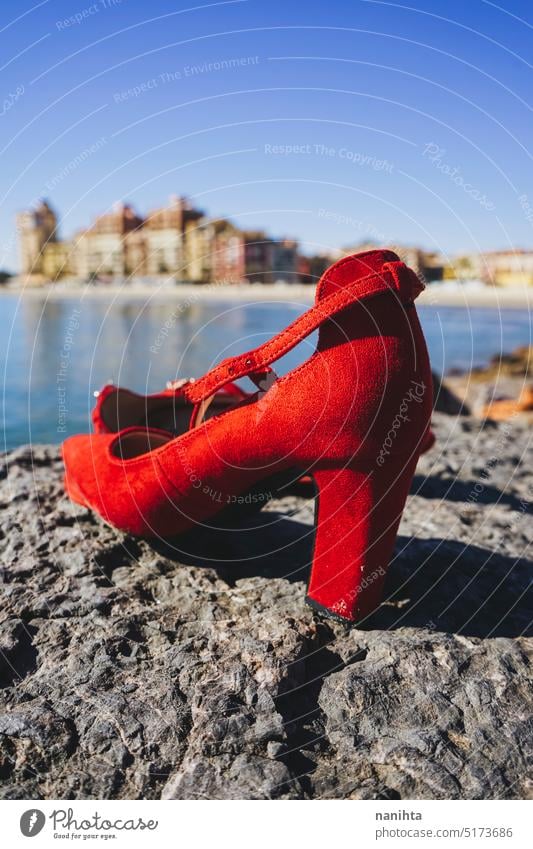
[478,345,533,379]
[432,372,470,415]
[314,634,532,799]
[443,345,533,420]
[446,345,533,382]
[0,413,531,799]
[483,388,533,421]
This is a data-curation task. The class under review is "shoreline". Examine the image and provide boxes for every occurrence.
[1,282,316,304]
[416,284,533,309]
[1,281,531,308]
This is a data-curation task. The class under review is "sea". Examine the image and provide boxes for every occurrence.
[1,290,530,449]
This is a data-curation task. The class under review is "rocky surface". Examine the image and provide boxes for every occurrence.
[0,412,532,800]
[444,345,533,418]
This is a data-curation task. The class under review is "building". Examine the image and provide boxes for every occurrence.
[344,242,429,277]
[17,200,64,279]
[340,241,451,283]
[269,238,299,284]
[16,197,300,285]
[41,241,73,280]
[420,251,446,282]
[144,195,204,277]
[210,219,245,284]
[21,197,474,286]
[479,251,533,287]
[73,202,144,278]
[18,198,533,288]
[17,196,208,282]
[297,254,333,284]
[183,217,213,283]
[242,231,273,284]
[448,253,484,281]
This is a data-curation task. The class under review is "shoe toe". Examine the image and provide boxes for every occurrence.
[62,433,107,508]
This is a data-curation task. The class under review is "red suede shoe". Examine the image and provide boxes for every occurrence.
[64,250,433,623]
[91,373,297,513]
[92,377,434,499]
[92,362,434,451]
[92,378,251,435]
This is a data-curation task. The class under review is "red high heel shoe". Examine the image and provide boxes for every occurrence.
[92,378,433,498]
[64,250,433,623]
[91,372,305,509]
[92,378,251,435]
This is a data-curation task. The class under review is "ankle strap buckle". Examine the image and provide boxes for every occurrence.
[166,377,194,391]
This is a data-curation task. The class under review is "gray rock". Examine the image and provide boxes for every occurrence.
[0,413,531,799]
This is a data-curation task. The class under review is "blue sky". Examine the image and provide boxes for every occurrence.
[1,0,532,271]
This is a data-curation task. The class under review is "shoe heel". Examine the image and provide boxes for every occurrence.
[306,458,416,623]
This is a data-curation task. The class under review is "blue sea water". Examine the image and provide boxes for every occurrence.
[1,292,531,450]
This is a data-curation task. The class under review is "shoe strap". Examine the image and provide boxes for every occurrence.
[183,260,423,406]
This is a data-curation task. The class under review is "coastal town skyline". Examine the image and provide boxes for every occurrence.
[12,194,533,288]
[1,1,532,277]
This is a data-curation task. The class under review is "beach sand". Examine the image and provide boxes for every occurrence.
[2,280,532,308]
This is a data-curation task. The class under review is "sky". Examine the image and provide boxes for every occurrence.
[1,0,532,272]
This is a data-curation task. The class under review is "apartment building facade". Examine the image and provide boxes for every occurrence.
[17,197,300,285]
[17,200,62,277]
[480,250,533,287]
